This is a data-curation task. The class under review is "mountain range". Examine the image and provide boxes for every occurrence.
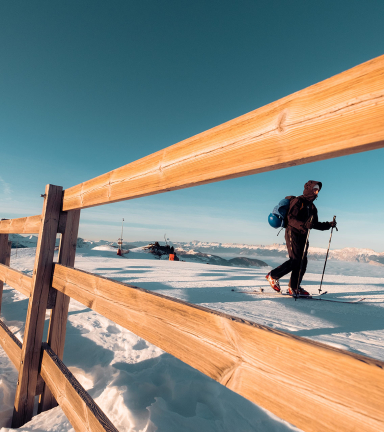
[8,235,384,266]
[173,241,384,266]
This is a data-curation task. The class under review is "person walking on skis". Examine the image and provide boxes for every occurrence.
[266,180,337,296]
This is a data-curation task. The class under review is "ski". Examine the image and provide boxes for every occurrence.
[294,292,328,299]
[233,289,365,303]
[233,289,328,297]
[232,290,327,298]
[233,289,284,295]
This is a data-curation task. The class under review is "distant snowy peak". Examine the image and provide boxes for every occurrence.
[328,248,384,265]
[330,247,378,257]
[174,241,384,265]
[13,237,383,265]
[76,238,114,249]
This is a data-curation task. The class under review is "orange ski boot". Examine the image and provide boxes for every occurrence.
[266,272,281,292]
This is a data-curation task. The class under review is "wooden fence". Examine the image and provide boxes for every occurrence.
[1,54,384,432]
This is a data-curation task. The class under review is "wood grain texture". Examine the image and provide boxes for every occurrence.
[0,263,32,298]
[0,236,12,313]
[12,184,63,428]
[0,320,44,395]
[5,242,11,267]
[0,215,41,234]
[62,54,384,211]
[52,264,384,432]
[0,319,22,369]
[40,343,119,432]
[39,209,81,413]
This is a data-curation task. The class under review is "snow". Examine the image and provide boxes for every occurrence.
[91,245,119,252]
[9,236,384,265]
[128,247,153,255]
[1,247,384,431]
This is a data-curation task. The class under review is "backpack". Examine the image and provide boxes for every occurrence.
[268,196,296,229]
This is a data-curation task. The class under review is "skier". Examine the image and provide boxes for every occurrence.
[266,181,337,296]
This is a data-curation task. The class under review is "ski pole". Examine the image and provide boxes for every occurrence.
[319,215,337,294]
[295,216,313,300]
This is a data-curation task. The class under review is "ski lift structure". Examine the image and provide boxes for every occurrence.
[117,218,126,256]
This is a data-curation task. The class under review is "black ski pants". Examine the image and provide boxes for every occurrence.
[270,227,308,289]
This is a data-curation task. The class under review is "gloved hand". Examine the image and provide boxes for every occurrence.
[328,220,337,229]
[304,218,314,230]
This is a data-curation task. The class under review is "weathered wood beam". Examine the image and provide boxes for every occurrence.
[0,319,22,369]
[0,320,58,397]
[0,235,12,313]
[52,264,384,432]
[0,213,68,235]
[12,185,63,428]
[0,264,32,298]
[63,54,384,211]
[40,343,118,432]
[38,209,81,413]
[0,216,41,234]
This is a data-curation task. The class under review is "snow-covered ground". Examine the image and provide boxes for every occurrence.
[1,247,384,431]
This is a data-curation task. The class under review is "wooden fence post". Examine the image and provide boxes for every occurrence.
[12,184,62,428]
[38,209,81,413]
[0,234,12,314]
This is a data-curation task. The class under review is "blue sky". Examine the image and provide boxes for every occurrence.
[1,1,384,251]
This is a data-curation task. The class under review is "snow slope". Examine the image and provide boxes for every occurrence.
[0,247,383,431]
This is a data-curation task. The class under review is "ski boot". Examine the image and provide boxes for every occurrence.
[266,272,281,292]
[288,286,310,296]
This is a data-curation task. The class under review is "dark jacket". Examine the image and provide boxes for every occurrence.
[287,180,330,235]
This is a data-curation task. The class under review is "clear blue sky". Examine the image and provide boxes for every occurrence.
[1,1,384,251]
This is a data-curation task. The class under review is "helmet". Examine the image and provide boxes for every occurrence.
[268,213,283,228]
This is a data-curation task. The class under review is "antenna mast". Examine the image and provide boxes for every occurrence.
[117,218,124,256]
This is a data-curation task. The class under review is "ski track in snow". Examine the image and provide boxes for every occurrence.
[1,247,384,431]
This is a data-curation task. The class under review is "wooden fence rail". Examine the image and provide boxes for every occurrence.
[62,54,384,211]
[0,264,32,298]
[40,343,118,432]
[0,216,41,235]
[51,265,384,432]
[0,235,11,313]
[0,319,22,370]
[0,320,45,395]
[0,318,116,432]
[1,53,384,432]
